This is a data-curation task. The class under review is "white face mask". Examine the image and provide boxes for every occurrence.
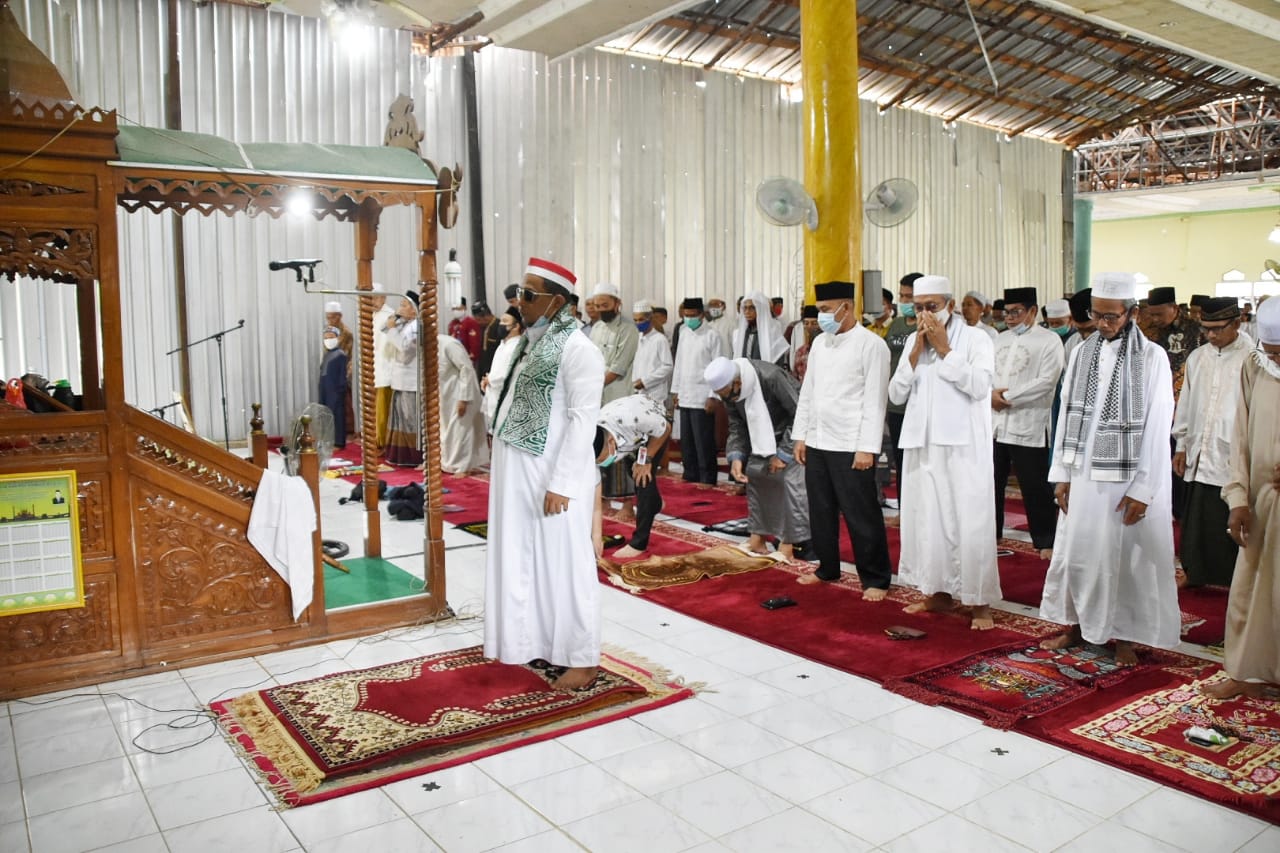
[933,308,951,326]
[452,309,466,320]
[1012,319,1032,335]
[323,338,339,350]
[708,307,724,320]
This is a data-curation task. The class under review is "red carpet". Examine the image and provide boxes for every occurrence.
[211,646,692,807]
[655,476,748,526]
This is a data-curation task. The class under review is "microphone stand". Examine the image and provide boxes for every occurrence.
[167,319,245,450]
[148,400,183,424]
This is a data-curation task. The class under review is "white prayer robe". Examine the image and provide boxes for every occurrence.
[485,331,605,667]
[437,335,488,474]
[671,322,724,408]
[1172,332,1253,487]
[1040,332,1180,648]
[591,313,640,405]
[372,304,395,389]
[889,317,1001,605]
[633,328,674,402]
[482,335,521,429]
[992,325,1064,447]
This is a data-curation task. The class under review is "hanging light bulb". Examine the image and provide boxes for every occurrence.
[443,248,463,306]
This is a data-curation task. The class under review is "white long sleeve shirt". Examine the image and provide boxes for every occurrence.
[792,322,889,455]
[671,322,724,408]
[991,325,1065,447]
[632,328,673,402]
[372,305,395,388]
[1172,331,1253,487]
[383,320,420,392]
[889,317,994,449]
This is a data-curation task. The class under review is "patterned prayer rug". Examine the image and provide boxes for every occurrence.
[885,642,1215,729]
[455,520,488,539]
[598,543,782,593]
[1060,676,1280,822]
[211,646,693,807]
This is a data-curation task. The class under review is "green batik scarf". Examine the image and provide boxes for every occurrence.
[496,307,578,455]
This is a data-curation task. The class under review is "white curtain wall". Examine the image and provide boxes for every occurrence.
[4,0,1065,440]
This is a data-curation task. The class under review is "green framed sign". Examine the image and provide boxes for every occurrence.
[0,470,85,616]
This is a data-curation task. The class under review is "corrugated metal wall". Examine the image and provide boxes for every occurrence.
[4,0,1064,440]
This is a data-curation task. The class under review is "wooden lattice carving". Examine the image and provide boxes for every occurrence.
[0,576,116,665]
[132,434,256,501]
[76,478,112,560]
[0,178,85,197]
[0,429,105,456]
[0,225,96,284]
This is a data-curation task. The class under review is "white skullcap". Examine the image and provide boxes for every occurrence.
[324,300,342,313]
[703,357,738,391]
[592,282,621,299]
[914,275,951,297]
[1091,271,1137,300]
[964,290,989,306]
[1045,299,1071,319]
[632,299,653,314]
[1257,294,1280,345]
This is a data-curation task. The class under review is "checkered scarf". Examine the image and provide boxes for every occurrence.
[1059,322,1146,481]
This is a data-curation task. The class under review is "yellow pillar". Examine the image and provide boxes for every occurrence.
[801,0,861,312]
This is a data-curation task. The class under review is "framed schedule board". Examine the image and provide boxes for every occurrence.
[0,471,85,616]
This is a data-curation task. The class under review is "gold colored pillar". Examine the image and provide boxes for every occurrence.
[801,0,861,312]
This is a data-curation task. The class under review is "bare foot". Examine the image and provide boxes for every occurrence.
[1040,625,1083,651]
[796,572,827,585]
[970,605,995,631]
[615,506,637,523]
[903,592,954,614]
[1038,548,1053,560]
[745,534,770,555]
[776,544,796,562]
[1201,677,1250,700]
[613,545,645,559]
[1175,567,1188,589]
[1114,641,1139,667]
[553,666,599,691]
[863,587,888,602]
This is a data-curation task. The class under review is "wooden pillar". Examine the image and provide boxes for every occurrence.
[298,416,326,627]
[417,198,447,611]
[249,402,267,468]
[75,278,102,409]
[801,0,862,312]
[354,199,382,557]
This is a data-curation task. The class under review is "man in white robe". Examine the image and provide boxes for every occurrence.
[1172,296,1252,588]
[732,291,789,366]
[706,296,736,358]
[962,291,999,341]
[1040,272,1179,666]
[485,258,605,690]
[631,299,673,404]
[889,275,1001,629]
[437,334,488,474]
[589,282,640,405]
[370,283,395,450]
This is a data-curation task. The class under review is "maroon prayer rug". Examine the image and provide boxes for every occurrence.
[211,646,693,807]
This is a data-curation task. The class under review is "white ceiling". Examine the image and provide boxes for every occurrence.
[1084,178,1280,220]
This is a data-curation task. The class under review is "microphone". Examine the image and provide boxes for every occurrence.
[268,259,323,272]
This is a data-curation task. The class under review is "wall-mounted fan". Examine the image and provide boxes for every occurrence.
[755,177,818,230]
[1265,258,1280,278]
[865,178,918,228]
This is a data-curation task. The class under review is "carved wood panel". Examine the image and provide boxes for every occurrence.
[0,575,117,666]
[0,225,97,284]
[133,486,293,644]
[76,476,112,560]
[0,427,105,457]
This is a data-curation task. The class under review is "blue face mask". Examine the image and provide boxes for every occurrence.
[636,320,652,333]
[684,317,703,330]
[817,311,841,335]
[1052,324,1072,337]
[598,452,617,468]
[899,302,916,318]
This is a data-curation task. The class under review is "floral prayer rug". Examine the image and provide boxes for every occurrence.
[454,520,488,539]
[598,542,782,593]
[211,646,694,808]
[884,642,1215,729]
[1058,676,1280,823]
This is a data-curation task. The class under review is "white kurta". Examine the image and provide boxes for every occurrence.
[482,335,521,430]
[1040,332,1180,648]
[372,305,395,388]
[992,325,1064,447]
[632,328,673,402]
[437,335,488,474]
[1172,332,1253,486]
[793,322,889,455]
[671,322,724,408]
[889,317,1000,605]
[484,331,605,667]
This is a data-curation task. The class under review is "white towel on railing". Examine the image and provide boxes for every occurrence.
[247,469,316,621]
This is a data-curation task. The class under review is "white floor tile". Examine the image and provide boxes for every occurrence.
[882,814,1032,853]
[510,762,642,824]
[1113,787,1268,853]
[1021,753,1159,818]
[743,698,859,745]
[0,782,22,826]
[414,789,552,853]
[26,791,157,853]
[803,777,944,846]
[632,697,736,738]
[1053,821,1185,853]
[279,789,405,848]
[595,739,723,796]
[720,806,875,853]
[0,820,28,853]
[1236,826,1280,853]
[129,735,243,789]
[304,816,443,853]
[88,833,169,853]
[6,691,102,716]
[809,680,914,722]
[734,746,864,805]
[563,798,709,853]
[676,717,794,768]
[162,804,297,853]
[654,770,790,838]
[15,725,124,778]
[867,702,986,749]
[556,717,666,762]
[938,728,1067,779]
[145,765,269,830]
[959,785,1100,852]
[486,829,587,853]
[754,661,864,698]
[0,741,16,785]
[101,681,201,723]
[472,739,587,788]
[697,677,796,717]
[20,756,139,818]
[10,698,112,742]
[183,670,274,706]
[806,724,930,776]
[878,751,1009,811]
[705,640,801,677]
[667,625,752,658]
[381,762,500,815]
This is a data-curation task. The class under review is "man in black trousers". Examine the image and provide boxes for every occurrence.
[791,280,893,600]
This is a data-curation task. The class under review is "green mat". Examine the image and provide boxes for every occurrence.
[324,557,425,609]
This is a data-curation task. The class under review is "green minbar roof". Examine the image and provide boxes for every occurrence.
[114,125,437,184]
